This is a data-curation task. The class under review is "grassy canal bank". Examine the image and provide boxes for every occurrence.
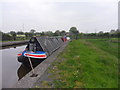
[34,39,119,88]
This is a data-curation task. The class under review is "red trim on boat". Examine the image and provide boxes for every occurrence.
[25,54,46,58]
[17,53,22,56]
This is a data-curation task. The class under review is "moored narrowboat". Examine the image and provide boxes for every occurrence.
[17,36,63,67]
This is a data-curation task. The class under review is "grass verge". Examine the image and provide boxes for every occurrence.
[48,39,118,88]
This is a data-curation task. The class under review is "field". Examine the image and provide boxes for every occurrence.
[47,39,119,88]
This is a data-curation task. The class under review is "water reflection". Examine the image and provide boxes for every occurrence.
[17,64,31,80]
[17,59,45,80]
[2,45,26,88]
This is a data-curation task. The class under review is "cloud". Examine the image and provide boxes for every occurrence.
[1,0,118,33]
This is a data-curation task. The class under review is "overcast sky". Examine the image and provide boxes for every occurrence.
[0,0,119,33]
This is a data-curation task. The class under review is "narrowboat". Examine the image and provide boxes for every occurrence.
[17,36,63,67]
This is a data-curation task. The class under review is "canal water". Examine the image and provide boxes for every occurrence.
[2,45,31,88]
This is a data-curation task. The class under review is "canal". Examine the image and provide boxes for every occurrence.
[2,45,32,88]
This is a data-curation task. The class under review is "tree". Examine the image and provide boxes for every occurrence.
[25,32,33,39]
[115,29,120,38]
[0,31,3,41]
[9,31,16,40]
[110,29,116,38]
[110,29,116,34]
[17,31,24,35]
[30,29,36,34]
[104,32,109,38]
[35,32,41,36]
[69,27,79,39]
[87,33,97,39]
[78,32,84,39]
[98,31,103,34]
[2,33,12,41]
[41,32,45,36]
[44,31,53,36]
[60,30,66,36]
[116,29,120,33]
[54,30,61,36]
[98,31,104,38]
[28,29,36,37]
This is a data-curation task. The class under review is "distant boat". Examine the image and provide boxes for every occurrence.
[17,36,63,67]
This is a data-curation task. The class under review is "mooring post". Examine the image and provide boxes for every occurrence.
[27,55,38,77]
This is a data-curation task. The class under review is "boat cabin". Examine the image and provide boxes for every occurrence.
[26,37,43,52]
[26,36,63,56]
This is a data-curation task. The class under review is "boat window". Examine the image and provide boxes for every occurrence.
[29,43,36,52]
[27,37,44,52]
[30,38,35,43]
[36,43,43,51]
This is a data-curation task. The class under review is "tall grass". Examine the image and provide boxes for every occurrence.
[86,39,118,58]
[50,39,118,88]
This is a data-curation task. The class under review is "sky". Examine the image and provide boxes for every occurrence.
[0,0,119,33]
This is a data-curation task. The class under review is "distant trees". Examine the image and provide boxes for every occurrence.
[0,31,2,41]
[109,29,120,38]
[25,32,33,39]
[9,31,16,40]
[35,32,41,36]
[2,33,12,41]
[41,32,45,36]
[1,28,120,41]
[103,32,109,39]
[69,27,79,39]
[30,29,36,34]
[17,31,24,35]
[97,31,104,38]
[54,30,61,36]
[116,29,120,33]
[44,31,53,36]
[60,30,66,36]
[78,29,120,39]
[116,29,120,38]
[53,30,67,36]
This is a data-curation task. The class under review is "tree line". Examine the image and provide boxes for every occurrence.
[0,27,120,41]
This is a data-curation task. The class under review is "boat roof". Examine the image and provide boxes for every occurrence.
[29,36,63,55]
